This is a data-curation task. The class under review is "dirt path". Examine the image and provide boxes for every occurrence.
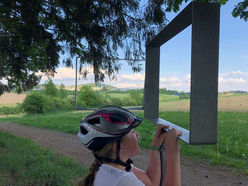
[0,122,247,186]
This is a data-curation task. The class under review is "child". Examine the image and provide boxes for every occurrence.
[78,106,181,186]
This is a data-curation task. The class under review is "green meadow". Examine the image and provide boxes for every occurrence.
[0,130,87,186]
[0,110,247,175]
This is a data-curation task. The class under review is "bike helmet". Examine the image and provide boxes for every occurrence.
[78,105,143,152]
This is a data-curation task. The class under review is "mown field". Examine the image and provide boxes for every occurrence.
[0,93,27,107]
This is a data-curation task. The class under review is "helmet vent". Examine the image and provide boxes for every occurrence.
[110,115,128,122]
[80,126,88,135]
[88,118,100,124]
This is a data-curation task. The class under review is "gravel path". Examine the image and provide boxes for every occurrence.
[0,122,247,186]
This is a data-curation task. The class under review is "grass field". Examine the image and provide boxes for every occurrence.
[0,91,247,184]
[0,110,247,175]
[0,131,86,185]
[1,93,248,112]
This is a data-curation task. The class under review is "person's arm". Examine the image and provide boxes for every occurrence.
[164,128,181,186]
[133,125,168,186]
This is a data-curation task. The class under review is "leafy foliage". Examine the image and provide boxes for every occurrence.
[78,85,103,107]
[128,90,143,106]
[1,0,246,95]
[179,92,190,99]
[21,91,74,114]
[232,0,248,21]
[22,92,46,114]
[0,104,23,115]
[44,78,58,97]
[58,83,68,99]
[0,0,166,94]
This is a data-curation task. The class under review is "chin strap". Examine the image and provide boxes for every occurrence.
[93,140,133,172]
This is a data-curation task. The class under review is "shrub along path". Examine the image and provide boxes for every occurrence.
[0,122,247,186]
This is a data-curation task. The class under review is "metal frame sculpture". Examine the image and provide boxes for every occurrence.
[144,2,220,145]
[144,2,220,185]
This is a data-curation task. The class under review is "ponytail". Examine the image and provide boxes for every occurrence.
[78,142,116,186]
[78,159,103,186]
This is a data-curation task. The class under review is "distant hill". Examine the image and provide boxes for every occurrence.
[64,83,117,91]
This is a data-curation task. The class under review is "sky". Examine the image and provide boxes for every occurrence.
[39,1,248,92]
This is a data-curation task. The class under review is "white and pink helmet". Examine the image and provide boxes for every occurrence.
[78,106,143,152]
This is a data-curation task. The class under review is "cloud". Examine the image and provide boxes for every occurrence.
[160,76,189,91]
[218,77,247,91]
[160,77,180,83]
[37,66,95,83]
[218,77,246,84]
[243,55,248,59]
[118,73,145,82]
[35,67,248,91]
[220,71,245,77]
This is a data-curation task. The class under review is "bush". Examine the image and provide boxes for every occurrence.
[44,79,58,97]
[179,92,190,99]
[53,97,74,111]
[22,92,46,114]
[122,97,133,106]
[21,88,75,114]
[0,104,23,115]
[43,95,56,112]
[109,97,123,106]
[78,85,105,107]
[58,83,68,99]
[128,91,143,106]
[63,96,75,110]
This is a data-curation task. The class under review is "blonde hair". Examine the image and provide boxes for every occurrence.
[78,141,116,186]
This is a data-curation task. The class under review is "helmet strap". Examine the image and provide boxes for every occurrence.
[93,140,133,172]
[116,140,133,171]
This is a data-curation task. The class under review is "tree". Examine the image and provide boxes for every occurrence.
[58,83,68,99]
[78,85,99,107]
[164,0,248,22]
[44,78,58,97]
[0,0,247,95]
[232,0,248,21]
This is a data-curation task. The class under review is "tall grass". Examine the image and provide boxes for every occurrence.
[0,111,247,174]
[0,131,87,185]
[158,112,248,174]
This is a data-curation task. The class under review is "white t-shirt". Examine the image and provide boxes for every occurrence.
[94,164,145,186]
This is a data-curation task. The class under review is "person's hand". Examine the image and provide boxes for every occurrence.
[164,128,182,154]
[151,124,169,148]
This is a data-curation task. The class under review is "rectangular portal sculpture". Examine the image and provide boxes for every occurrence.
[144,2,220,144]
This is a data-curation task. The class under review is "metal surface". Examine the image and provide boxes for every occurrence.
[75,57,79,110]
[144,46,160,119]
[148,118,190,143]
[144,2,220,145]
[190,2,220,144]
[147,2,192,47]
[144,3,220,184]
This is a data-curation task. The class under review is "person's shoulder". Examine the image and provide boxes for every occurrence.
[117,171,145,186]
